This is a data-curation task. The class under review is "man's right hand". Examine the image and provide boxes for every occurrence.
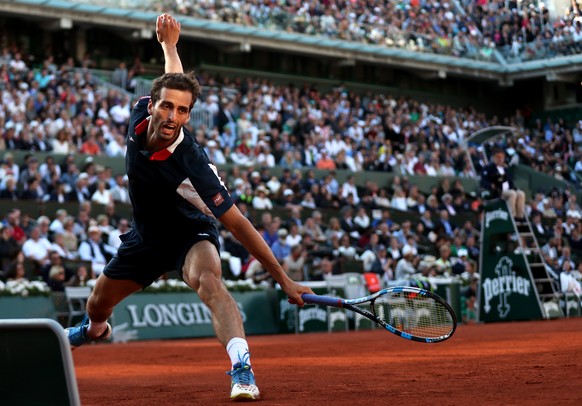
[156,13,181,46]
[282,280,315,307]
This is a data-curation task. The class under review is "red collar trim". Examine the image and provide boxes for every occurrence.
[149,149,172,161]
[135,117,149,135]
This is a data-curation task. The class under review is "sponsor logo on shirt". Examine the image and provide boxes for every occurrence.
[212,192,224,207]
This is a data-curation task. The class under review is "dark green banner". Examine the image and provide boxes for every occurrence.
[0,297,55,319]
[479,200,543,322]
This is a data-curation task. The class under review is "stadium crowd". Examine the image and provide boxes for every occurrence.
[142,0,582,61]
[1,43,582,321]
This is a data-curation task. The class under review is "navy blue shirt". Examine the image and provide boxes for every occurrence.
[126,97,233,243]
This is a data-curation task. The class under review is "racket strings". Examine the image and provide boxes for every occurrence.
[372,292,454,339]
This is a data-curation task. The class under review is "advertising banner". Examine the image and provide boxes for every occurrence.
[478,200,543,322]
[111,290,278,341]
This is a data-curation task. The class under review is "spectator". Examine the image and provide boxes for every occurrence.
[21,225,52,271]
[65,263,93,287]
[435,209,456,238]
[49,209,68,235]
[108,218,131,250]
[40,250,73,283]
[435,244,454,276]
[91,180,113,206]
[271,228,291,263]
[5,260,27,282]
[77,225,116,276]
[46,264,68,292]
[394,245,419,280]
[310,257,337,281]
[243,255,272,285]
[110,174,130,204]
[206,140,227,165]
[282,244,307,281]
[371,244,395,283]
[302,216,326,244]
[559,261,581,299]
[251,185,273,210]
[316,149,336,170]
[461,276,479,324]
[51,232,76,260]
[340,175,360,206]
[0,224,22,272]
[285,223,302,248]
[481,148,526,220]
[66,173,92,203]
[0,176,20,200]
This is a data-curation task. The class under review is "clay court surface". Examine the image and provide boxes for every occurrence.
[74,318,582,405]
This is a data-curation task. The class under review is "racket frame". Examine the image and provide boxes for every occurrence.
[302,286,457,343]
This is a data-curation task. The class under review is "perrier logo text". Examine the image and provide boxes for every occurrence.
[482,256,531,318]
[485,208,509,228]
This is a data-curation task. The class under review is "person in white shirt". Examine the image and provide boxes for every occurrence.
[284,223,303,247]
[251,185,273,210]
[353,206,370,231]
[91,180,113,206]
[21,225,53,268]
[49,209,68,235]
[394,245,419,280]
[109,97,131,127]
[340,175,360,205]
[78,226,117,276]
[2,152,20,183]
[108,219,131,250]
[390,188,408,211]
[105,133,127,158]
[560,261,581,300]
[255,144,275,168]
[206,140,227,165]
[110,174,130,204]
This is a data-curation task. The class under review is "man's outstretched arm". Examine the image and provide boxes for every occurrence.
[156,13,183,74]
[219,205,314,306]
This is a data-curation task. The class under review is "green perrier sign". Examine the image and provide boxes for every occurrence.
[478,200,543,322]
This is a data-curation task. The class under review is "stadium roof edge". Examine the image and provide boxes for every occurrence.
[4,0,582,82]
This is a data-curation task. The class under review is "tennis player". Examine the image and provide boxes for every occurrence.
[65,13,313,401]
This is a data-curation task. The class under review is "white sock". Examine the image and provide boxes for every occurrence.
[226,337,250,368]
[88,321,107,338]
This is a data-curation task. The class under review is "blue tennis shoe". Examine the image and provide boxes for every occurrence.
[65,314,112,350]
[227,352,260,401]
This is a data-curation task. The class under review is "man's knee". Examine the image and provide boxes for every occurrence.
[185,267,222,292]
[503,190,516,199]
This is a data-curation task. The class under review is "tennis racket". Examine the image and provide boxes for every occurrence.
[301,286,457,343]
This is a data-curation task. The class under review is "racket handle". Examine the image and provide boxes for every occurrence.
[301,293,343,308]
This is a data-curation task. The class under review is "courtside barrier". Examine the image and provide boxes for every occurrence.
[0,318,81,406]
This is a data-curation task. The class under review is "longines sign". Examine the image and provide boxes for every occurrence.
[126,302,247,328]
[112,291,277,341]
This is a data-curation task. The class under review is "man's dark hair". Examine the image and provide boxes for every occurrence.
[150,71,200,110]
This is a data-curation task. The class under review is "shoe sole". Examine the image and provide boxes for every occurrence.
[230,384,260,401]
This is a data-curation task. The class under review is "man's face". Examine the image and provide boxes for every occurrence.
[493,152,505,166]
[148,88,192,143]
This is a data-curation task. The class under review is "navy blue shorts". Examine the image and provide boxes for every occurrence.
[103,225,221,287]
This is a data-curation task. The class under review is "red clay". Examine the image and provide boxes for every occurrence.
[74,318,582,405]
